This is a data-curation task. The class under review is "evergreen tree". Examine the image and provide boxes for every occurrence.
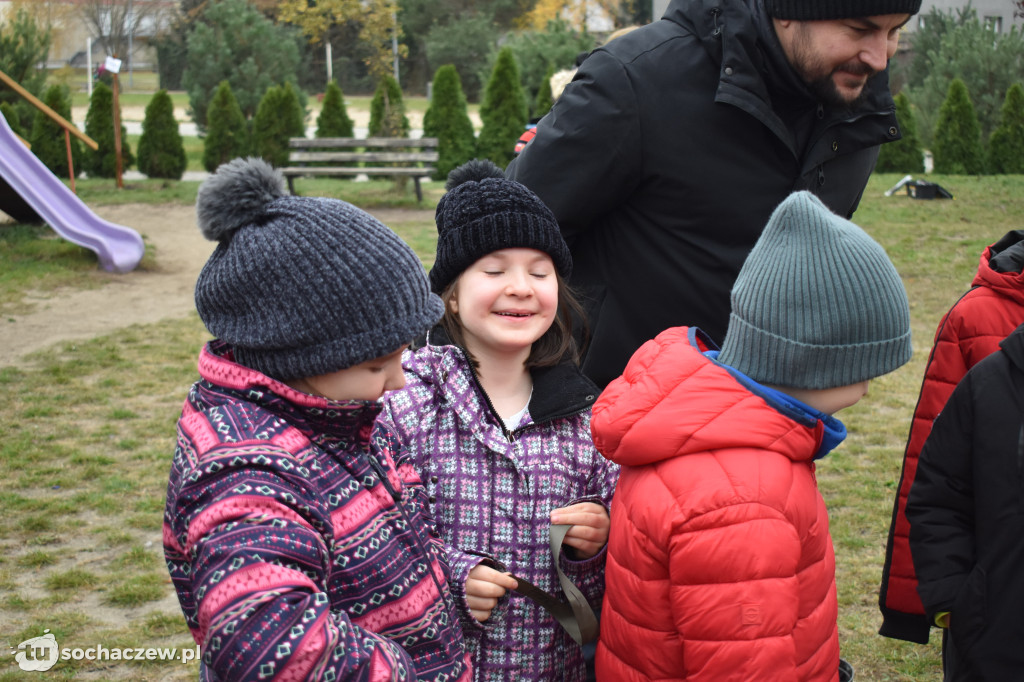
[423,65,476,180]
[316,81,354,138]
[83,81,134,179]
[28,85,82,178]
[368,76,410,138]
[988,82,1024,174]
[251,83,306,168]
[533,65,555,119]
[0,102,25,138]
[202,80,249,172]
[476,47,528,169]
[932,79,985,174]
[137,90,187,180]
[875,92,925,173]
[182,0,303,132]
[0,9,51,132]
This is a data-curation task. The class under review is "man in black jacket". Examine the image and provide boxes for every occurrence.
[507,0,921,388]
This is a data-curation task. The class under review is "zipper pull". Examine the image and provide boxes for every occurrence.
[366,453,401,502]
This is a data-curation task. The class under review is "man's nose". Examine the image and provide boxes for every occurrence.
[861,32,892,73]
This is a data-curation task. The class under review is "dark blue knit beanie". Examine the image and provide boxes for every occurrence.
[717,191,912,389]
[429,159,571,294]
[193,157,443,381]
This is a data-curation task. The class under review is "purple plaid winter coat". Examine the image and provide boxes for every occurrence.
[378,333,619,682]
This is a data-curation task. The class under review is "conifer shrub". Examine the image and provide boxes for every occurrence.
[423,65,476,180]
[875,92,925,173]
[316,81,354,138]
[368,76,410,138]
[987,82,1024,174]
[251,82,306,168]
[202,80,249,172]
[476,47,528,169]
[137,89,187,179]
[932,78,985,174]
[29,85,82,177]
[83,81,134,178]
[533,65,555,119]
[1,102,26,138]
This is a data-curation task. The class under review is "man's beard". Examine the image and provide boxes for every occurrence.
[804,61,877,109]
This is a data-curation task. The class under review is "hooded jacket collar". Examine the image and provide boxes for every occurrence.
[976,230,1024,308]
[593,327,834,468]
[420,327,599,426]
[662,0,898,157]
[197,340,381,450]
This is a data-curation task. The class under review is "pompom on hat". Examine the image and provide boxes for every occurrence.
[193,157,443,381]
[717,191,912,390]
[429,159,571,293]
[765,0,922,20]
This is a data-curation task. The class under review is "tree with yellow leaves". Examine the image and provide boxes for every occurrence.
[521,0,645,30]
[278,0,406,82]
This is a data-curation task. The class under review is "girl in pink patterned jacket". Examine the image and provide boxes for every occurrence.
[164,158,470,682]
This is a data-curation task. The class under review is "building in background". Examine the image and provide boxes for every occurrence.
[650,0,1021,33]
[0,0,175,71]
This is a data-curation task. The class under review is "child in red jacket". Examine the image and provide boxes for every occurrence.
[590,191,912,681]
[879,230,1024,644]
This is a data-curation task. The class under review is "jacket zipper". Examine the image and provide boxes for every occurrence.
[365,449,452,612]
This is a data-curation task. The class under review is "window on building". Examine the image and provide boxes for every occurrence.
[984,15,1003,33]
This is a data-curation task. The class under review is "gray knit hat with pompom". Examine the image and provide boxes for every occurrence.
[717,191,911,390]
[194,157,443,381]
[429,159,571,293]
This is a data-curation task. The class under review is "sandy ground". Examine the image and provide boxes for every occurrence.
[0,204,430,367]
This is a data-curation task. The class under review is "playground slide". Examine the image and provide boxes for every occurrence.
[0,114,144,273]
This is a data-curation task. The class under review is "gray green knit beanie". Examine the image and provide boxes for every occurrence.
[430,159,571,294]
[717,191,911,390]
[193,157,444,381]
[765,0,922,20]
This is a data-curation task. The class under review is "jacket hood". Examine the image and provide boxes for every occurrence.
[1000,322,1024,372]
[975,230,1024,307]
[592,326,824,468]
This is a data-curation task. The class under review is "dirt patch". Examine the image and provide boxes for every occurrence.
[0,205,433,367]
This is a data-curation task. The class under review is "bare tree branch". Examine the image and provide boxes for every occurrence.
[72,0,173,60]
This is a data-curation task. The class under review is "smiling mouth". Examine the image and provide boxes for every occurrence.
[496,312,532,318]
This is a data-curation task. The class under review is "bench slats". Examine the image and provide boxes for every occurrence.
[287,151,438,163]
[281,167,432,176]
[288,137,438,149]
[283,137,439,202]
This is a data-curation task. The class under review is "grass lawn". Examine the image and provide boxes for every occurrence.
[1,172,1022,679]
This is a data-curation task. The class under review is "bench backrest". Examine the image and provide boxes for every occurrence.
[287,137,438,166]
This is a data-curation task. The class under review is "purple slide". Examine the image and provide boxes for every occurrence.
[0,114,144,273]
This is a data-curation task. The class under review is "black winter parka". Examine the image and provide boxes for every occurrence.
[907,323,1024,681]
[507,0,903,388]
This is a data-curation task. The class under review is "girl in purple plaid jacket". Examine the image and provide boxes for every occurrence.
[379,160,620,681]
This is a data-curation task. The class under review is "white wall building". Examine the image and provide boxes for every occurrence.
[650,0,1021,33]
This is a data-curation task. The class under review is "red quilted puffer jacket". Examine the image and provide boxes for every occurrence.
[879,230,1024,644]
[591,327,841,682]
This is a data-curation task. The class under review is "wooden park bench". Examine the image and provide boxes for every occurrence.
[282,137,438,202]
